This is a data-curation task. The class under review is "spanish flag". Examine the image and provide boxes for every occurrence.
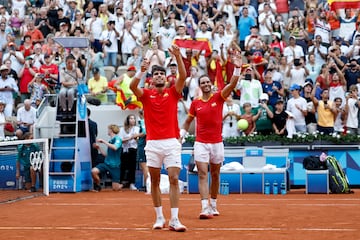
[173,38,212,57]
[108,79,143,110]
[328,0,360,10]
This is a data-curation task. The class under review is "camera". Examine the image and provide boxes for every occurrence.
[324,100,328,105]
[329,67,336,74]
[105,40,112,47]
[244,73,252,81]
[293,59,301,66]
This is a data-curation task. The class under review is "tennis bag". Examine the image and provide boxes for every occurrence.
[303,155,327,170]
[326,156,352,194]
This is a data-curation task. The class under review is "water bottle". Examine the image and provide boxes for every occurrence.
[273,181,278,195]
[223,181,229,195]
[220,180,224,195]
[264,180,270,195]
[280,181,286,195]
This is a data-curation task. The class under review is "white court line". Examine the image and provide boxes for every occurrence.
[0,226,357,232]
[27,202,359,207]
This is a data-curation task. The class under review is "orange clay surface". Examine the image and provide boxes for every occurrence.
[1,189,359,240]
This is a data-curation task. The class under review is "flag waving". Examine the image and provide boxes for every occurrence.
[328,0,360,10]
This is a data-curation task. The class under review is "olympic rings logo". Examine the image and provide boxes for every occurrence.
[30,151,44,171]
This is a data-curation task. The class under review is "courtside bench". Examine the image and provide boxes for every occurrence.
[187,148,289,194]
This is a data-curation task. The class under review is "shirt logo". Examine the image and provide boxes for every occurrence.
[196,107,202,111]
[211,103,217,107]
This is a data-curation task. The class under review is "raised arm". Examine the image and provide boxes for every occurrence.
[130,59,150,98]
[221,50,242,98]
[168,44,186,94]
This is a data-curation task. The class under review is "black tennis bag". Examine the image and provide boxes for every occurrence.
[303,155,327,170]
[326,156,352,194]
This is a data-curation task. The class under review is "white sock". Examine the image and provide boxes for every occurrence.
[154,206,163,218]
[210,198,217,208]
[171,208,179,219]
[201,199,209,209]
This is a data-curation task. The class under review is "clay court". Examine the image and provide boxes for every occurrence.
[1,189,359,240]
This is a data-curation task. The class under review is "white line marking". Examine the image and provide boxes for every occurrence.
[0,226,356,232]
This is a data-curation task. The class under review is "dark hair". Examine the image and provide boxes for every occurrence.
[198,74,210,85]
[66,54,75,61]
[151,65,166,75]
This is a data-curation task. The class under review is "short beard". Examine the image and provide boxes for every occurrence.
[155,83,165,88]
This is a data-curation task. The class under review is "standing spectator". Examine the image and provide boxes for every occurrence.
[19,35,34,58]
[262,69,284,108]
[136,109,148,192]
[88,47,105,78]
[157,17,177,57]
[222,95,241,138]
[24,20,44,44]
[120,19,138,66]
[272,99,288,137]
[91,124,123,191]
[237,7,256,50]
[181,53,241,219]
[30,43,45,69]
[2,42,25,73]
[11,0,28,19]
[344,85,360,134]
[328,64,346,107]
[239,102,258,136]
[338,9,359,40]
[286,84,308,134]
[119,114,140,190]
[314,8,331,47]
[286,58,308,87]
[15,99,36,139]
[0,64,18,117]
[85,8,104,53]
[283,36,304,64]
[35,7,53,38]
[343,59,360,90]
[308,35,327,67]
[253,93,274,135]
[87,108,98,168]
[18,56,37,102]
[129,45,187,231]
[311,87,336,134]
[100,20,119,66]
[301,79,318,134]
[145,40,166,73]
[126,46,142,71]
[258,3,275,45]
[236,66,263,108]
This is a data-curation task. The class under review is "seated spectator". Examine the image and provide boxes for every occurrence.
[28,73,49,108]
[91,124,123,192]
[88,67,108,104]
[39,53,59,93]
[59,54,82,113]
[16,99,36,139]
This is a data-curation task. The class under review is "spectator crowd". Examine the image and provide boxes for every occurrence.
[0,0,360,141]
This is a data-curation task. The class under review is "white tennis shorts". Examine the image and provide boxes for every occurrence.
[145,138,182,169]
[194,141,224,164]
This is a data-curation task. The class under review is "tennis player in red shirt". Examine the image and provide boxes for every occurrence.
[181,51,242,219]
[130,44,187,232]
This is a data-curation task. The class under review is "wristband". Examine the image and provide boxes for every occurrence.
[180,129,187,139]
[233,67,241,76]
[135,71,145,79]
